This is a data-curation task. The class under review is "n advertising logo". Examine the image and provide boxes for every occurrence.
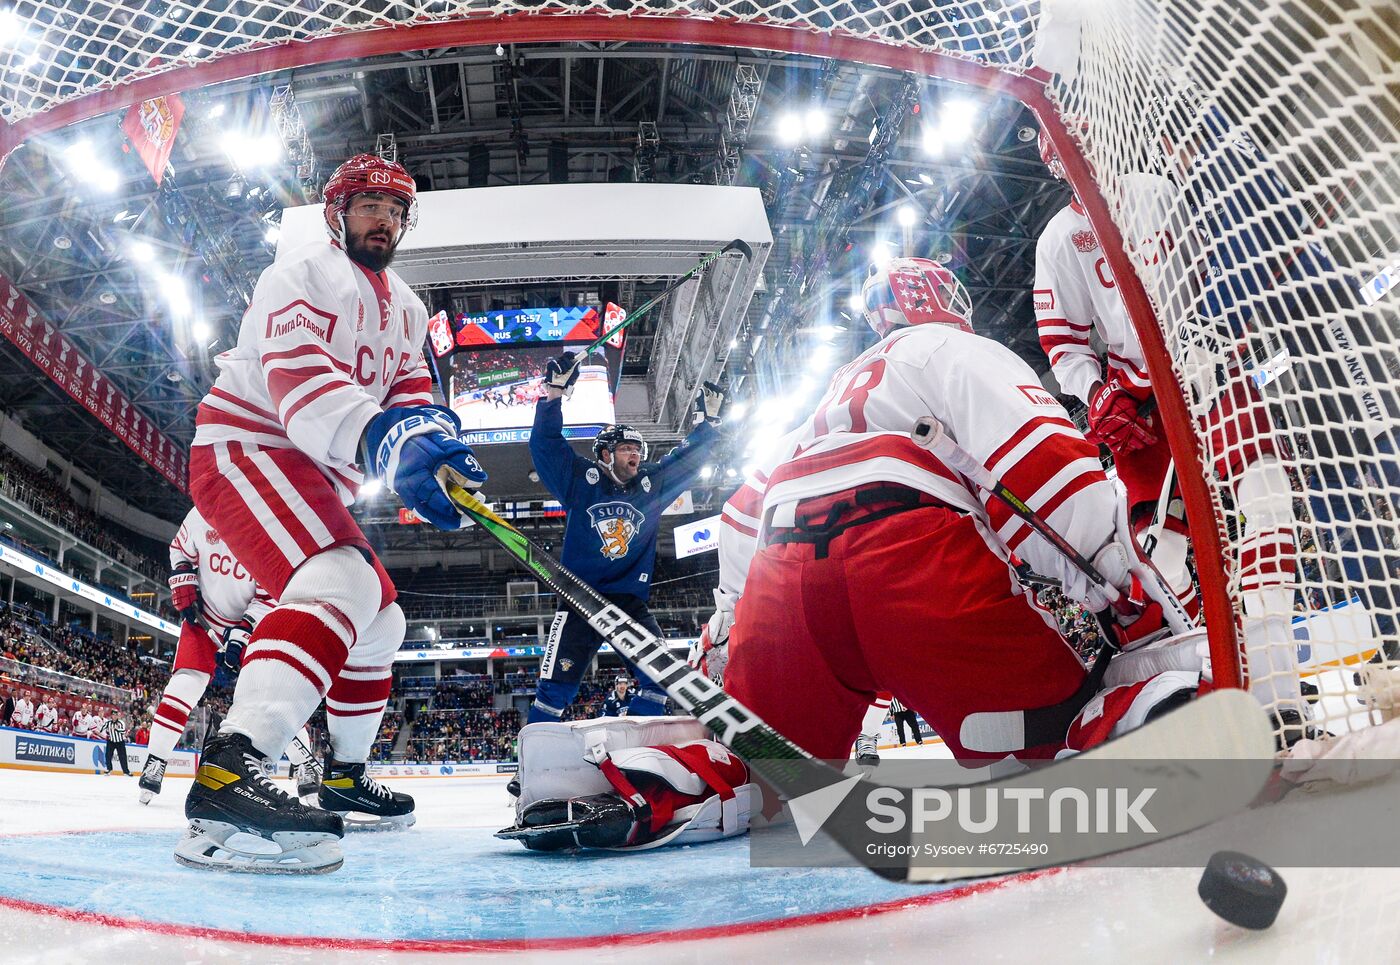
[16,735,76,765]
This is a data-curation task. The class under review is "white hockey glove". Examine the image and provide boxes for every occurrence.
[696,381,725,425]
[544,351,581,399]
[688,588,735,684]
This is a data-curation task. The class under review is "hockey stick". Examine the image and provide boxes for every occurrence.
[563,239,753,371]
[442,478,1272,882]
[911,415,1195,635]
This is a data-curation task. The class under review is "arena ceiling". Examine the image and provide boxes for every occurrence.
[0,39,1069,524]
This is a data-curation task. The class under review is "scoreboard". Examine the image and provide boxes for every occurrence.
[452,306,602,350]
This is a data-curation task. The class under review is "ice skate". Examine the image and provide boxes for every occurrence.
[176,732,344,874]
[319,756,416,830]
[854,735,880,767]
[293,758,324,804]
[138,754,165,805]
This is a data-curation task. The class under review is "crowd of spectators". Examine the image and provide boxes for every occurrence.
[369,711,405,762]
[0,446,168,583]
[430,676,494,709]
[403,708,519,762]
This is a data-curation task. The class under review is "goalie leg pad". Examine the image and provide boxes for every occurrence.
[1064,670,1204,754]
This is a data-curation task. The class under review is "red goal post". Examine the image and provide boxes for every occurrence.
[3,1,1397,745]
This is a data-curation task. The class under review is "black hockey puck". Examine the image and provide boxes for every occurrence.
[1197,850,1286,930]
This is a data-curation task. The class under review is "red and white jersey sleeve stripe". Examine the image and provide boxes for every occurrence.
[170,515,199,571]
[718,468,768,602]
[383,354,434,410]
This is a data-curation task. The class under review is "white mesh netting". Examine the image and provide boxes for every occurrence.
[3,0,1399,749]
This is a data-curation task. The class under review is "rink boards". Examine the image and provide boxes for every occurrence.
[0,726,197,777]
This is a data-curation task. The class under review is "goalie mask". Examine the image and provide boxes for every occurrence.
[593,424,648,462]
[861,257,974,339]
[323,153,418,246]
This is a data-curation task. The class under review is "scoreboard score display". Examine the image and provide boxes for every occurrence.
[451,306,603,350]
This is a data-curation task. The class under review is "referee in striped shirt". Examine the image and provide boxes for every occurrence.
[889,696,923,747]
[103,711,132,776]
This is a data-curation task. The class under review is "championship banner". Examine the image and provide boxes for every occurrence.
[673,514,721,558]
[0,274,188,491]
[121,94,185,186]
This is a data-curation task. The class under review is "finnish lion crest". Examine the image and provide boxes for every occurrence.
[587,501,646,559]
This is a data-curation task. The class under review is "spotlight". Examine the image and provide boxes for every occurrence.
[777,112,804,146]
[897,204,918,227]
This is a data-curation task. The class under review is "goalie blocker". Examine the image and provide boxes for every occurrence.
[497,717,755,852]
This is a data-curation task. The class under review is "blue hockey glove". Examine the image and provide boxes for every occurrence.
[363,404,488,530]
[220,620,252,676]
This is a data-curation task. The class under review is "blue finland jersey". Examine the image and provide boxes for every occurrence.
[529,397,719,600]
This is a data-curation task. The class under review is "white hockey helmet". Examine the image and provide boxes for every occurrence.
[860,257,974,339]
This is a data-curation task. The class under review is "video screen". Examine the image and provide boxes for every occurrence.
[447,346,614,446]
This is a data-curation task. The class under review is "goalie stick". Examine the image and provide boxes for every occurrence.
[440,478,1273,882]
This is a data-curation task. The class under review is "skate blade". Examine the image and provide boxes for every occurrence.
[333,810,417,832]
[174,822,344,875]
[138,790,154,805]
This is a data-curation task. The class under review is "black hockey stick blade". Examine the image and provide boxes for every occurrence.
[722,238,754,260]
[442,480,1273,883]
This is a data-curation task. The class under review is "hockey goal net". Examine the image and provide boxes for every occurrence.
[3,1,1397,751]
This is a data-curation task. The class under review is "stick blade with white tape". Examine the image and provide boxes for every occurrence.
[904,689,1275,883]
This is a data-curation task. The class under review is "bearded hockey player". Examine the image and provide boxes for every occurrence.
[524,354,723,725]
[697,257,1197,765]
[178,154,486,873]
[140,507,321,805]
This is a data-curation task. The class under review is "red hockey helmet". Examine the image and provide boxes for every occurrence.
[323,153,418,240]
[861,257,973,339]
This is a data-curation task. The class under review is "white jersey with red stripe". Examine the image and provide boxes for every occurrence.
[719,325,1120,607]
[1032,174,1176,404]
[171,506,275,631]
[191,237,434,503]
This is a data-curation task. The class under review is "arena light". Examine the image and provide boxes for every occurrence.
[871,242,895,268]
[725,468,737,479]
[848,292,865,313]
[360,479,384,499]
[918,172,934,185]
[804,108,828,137]
[922,126,946,157]
[127,239,155,263]
[221,130,282,170]
[726,400,748,421]
[0,10,21,46]
[158,273,191,317]
[264,225,280,244]
[897,204,918,227]
[699,465,714,480]
[191,321,211,341]
[776,112,804,146]
[61,140,119,193]
[939,98,980,145]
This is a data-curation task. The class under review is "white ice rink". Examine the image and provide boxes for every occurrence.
[3,747,1400,964]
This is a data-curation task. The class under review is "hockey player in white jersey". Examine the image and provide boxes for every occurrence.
[139,506,321,805]
[1034,129,1304,730]
[33,698,57,733]
[177,154,486,873]
[10,690,34,730]
[698,258,1197,764]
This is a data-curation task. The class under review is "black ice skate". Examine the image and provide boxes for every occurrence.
[138,754,165,805]
[318,756,416,831]
[176,732,344,874]
[855,735,880,767]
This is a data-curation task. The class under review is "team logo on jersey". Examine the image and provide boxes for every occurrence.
[206,528,220,545]
[1071,229,1099,253]
[1017,384,1060,408]
[640,476,651,493]
[1033,289,1055,312]
[586,467,601,485]
[587,502,646,560]
[265,299,338,342]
